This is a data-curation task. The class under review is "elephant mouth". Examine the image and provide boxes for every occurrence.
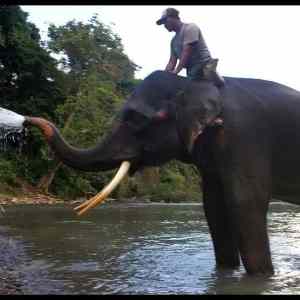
[74,161,131,216]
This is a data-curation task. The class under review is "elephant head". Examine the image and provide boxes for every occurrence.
[24,70,223,215]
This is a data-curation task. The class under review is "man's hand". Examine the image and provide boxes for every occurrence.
[174,44,192,75]
[165,54,177,72]
[170,69,179,74]
[165,65,175,72]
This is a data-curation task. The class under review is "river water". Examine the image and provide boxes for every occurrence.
[1,201,300,294]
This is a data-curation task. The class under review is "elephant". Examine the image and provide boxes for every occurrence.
[23,62,300,276]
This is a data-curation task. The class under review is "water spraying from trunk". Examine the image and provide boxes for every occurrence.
[0,107,26,152]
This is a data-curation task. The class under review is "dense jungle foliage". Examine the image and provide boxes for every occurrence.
[0,6,202,202]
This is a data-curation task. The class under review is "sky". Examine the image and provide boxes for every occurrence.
[21,5,300,91]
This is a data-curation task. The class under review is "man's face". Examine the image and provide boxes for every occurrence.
[163,17,175,32]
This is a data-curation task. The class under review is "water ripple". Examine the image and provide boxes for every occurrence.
[1,203,300,294]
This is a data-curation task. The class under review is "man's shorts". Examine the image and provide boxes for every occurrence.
[186,61,208,81]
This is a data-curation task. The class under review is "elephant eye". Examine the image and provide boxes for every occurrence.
[153,109,169,121]
[123,109,150,132]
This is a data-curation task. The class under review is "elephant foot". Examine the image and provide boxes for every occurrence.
[245,267,274,276]
[242,254,274,276]
[215,253,240,270]
[215,254,274,276]
[216,262,240,271]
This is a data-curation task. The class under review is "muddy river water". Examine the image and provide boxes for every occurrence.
[1,202,300,294]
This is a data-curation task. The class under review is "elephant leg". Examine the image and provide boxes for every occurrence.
[202,171,240,269]
[227,172,274,275]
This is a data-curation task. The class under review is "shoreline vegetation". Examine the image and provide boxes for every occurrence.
[0,191,200,207]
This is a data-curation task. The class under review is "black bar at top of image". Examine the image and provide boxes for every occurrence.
[3,1,300,6]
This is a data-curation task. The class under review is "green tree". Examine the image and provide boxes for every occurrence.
[0,5,66,117]
[37,15,139,196]
[47,15,139,92]
[0,7,201,202]
[0,5,66,192]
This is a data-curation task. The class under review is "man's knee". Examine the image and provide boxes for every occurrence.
[189,70,225,87]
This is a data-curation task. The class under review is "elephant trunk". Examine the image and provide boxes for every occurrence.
[24,116,139,172]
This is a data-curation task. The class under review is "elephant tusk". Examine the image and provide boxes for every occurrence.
[73,160,131,212]
[74,161,131,216]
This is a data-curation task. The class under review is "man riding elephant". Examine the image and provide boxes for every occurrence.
[156,7,225,87]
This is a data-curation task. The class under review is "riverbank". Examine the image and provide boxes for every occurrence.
[0,191,189,207]
[0,192,64,205]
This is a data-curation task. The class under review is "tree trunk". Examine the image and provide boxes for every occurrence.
[37,160,62,193]
[140,167,160,186]
[36,110,75,192]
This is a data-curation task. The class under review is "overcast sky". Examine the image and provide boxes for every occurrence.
[21,5,300,91]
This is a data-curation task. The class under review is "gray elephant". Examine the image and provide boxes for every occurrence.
[24,62,300,276]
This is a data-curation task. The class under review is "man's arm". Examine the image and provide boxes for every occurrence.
[173,23,200,75]
[165,54,177,72]
[173,44,193,74]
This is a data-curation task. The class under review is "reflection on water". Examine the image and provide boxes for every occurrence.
[1,202,300,294]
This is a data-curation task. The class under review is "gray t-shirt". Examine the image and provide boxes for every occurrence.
[171,23,211,70]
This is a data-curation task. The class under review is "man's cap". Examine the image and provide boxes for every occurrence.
[156,8,179,25]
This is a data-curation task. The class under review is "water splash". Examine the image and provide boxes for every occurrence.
[0,107,26,152]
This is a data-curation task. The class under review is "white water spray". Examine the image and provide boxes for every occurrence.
[0,107,26,151]
[0,107,25,127]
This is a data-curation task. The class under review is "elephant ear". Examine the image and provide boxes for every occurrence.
[176,81,222,154]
